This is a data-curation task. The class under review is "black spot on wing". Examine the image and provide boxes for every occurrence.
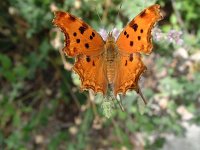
[79,27,86,34]
[125,60,128,66]
[56,11,65,18]
[65,32,70,47]
[126,34,129,38]
[85,43,89,49]
[130,41,134,46]
[68,14,76,21]
[92,32,95,37]
[140,10,146,17]
[130,23,138,32]
[140,29,143,33]
[86,56,90,62]
[82,22,89,29]
[124,31,127,35]
[92,61,95,66]
[73,32,77,36]
[73,47,77,53]
[138,36,141,40]
[76,39,80,43]
[129,54,133,62]
[79,23,88,34]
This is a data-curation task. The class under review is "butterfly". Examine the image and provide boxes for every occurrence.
[52,4,162,102]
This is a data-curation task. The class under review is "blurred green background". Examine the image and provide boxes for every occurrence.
[1,0,200,149]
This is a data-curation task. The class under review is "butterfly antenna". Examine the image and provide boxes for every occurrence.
[116,2,123,22]
[111,1,123,33]
[112,1,123,32]
[94,6,108,35]
[143,0,146,8]
[95,7,103,25]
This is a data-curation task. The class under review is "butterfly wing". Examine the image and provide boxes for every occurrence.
[53,11,104,56]
[114,53,146,96]
[73,54,107,94]
[116,4,162,54]
[53,11,107,94]
[114,4,162,96]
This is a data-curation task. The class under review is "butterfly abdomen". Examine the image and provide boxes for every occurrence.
[104,35,118,84]
[106,57,115,84]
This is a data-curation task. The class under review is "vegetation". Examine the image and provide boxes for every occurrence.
[0,0,200,149]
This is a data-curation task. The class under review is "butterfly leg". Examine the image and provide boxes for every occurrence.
[136,86,147,105]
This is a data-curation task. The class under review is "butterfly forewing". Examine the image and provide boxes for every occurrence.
[116,4,162,54]
[53,11,105,57]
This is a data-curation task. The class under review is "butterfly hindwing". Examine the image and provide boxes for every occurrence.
[73,54,107,94]
[114,53,146,96]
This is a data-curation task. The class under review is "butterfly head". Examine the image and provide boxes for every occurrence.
[106,32,115,43]
[105,32,117,52]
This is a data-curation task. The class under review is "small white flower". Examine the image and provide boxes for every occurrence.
[98,28,121,41]
[167,30,183,46]
[153,27,164,41]
[98,28,108,41]
[112,28,121,40]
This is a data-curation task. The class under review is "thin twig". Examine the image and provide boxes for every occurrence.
[58,49,73,71]
[171,0,188,34]
[49,58,81,109]
[89,90,99,118]
[111,119,123,143]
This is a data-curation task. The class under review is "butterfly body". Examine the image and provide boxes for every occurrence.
[104,32,118,85]
[53,4,162,97]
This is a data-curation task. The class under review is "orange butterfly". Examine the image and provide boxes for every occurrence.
[53,4,162,103]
